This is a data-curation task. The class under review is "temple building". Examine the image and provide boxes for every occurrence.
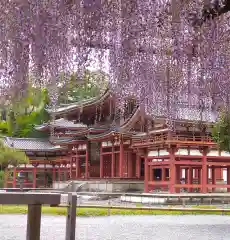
[4,89,230,193]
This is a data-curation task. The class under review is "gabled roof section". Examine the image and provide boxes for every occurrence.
[3,137,67,152]
[35,118,88,131]
[120,107,141,132]
[46,88,111,116]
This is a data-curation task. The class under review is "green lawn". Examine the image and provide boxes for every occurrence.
[0,205,229,216]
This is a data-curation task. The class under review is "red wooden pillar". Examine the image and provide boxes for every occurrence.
[32,167,37,188]
[119,140,124,178]
[201,149,208,193]
[227,167,230,192]
[100,143,103,178]
[111,141,115,178]
[215,167,222,180]
[69,155,73,179]
[127,152,133,178]
[136,154,141,179]
[44,164,47,187]
[144,156,149,192]
[211,167,216,192]
[197,168,201,185]
[52,166,56,183]
[58,165,61,181]
[149,166,154,192]
[64,165,68,181]
[149,166,153,182]
[75,156,79,179]
[187,167,193,193]
[13,168,17,188]
[169,148,176,193]
[85,145,89,179]
[176,166,181,193]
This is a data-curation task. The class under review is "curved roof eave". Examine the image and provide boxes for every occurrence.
[46,88,112,116]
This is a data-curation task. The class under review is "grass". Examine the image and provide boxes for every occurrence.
[0,205,229,216]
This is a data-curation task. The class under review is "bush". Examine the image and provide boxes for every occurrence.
[212,111,230,152]
[0,171,5,188]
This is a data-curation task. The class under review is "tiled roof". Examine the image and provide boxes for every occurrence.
[46,89,111,115]
[51,118,87,129]
[4,137,67,151]
[35,118,88,131]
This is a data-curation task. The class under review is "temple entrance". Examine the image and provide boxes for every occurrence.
[154,169,162,181]
[140,157,145,178]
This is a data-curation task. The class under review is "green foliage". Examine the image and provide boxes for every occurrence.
[0,171,4,188]
[212,111,230,152]
[0,87,50,138]
[0,140,28,170]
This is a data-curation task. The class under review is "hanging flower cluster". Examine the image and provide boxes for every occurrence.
[0,0,229,125]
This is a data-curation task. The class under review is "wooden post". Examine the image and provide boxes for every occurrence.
[75,155,79,179]
[211,167,216,192]
[119,140,124,178]
[188,167,193,193]
[127,152,133,178]
[65,193,77,240]
[85,145,89,179]
[202,149,208,193]
[227,167,230,192]
[32,167,37,188]
[136,154,141,179]
[58,165,61,181]
[111,141,115,178]
[26,204,42,240]
[100,143,103,178]
[176,166,181,193]
[169,148,176,193]
[144,157,149,192]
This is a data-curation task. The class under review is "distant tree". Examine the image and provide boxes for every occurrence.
[58,70,108,104]
[212,111,230,152]
[0,85,50,138]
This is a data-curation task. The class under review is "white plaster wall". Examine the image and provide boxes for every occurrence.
[175,149,188,155]
[102,141,112,147]
[221,151,230,157]
[207,150,219,157]
[148,151,158,157]
[223,169,227,182]
[16,164,53,169]
[190,150,202,156]
[159,150,169,156]
[78,144,86,150]
[182,169,185,178]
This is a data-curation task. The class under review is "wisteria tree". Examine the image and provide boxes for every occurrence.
[0,0,230,129]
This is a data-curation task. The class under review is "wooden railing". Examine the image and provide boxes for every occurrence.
[0,192,77,240]
[132,134,214,145]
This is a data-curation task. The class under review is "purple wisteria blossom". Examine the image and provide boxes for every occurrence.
[0,0,229,125]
